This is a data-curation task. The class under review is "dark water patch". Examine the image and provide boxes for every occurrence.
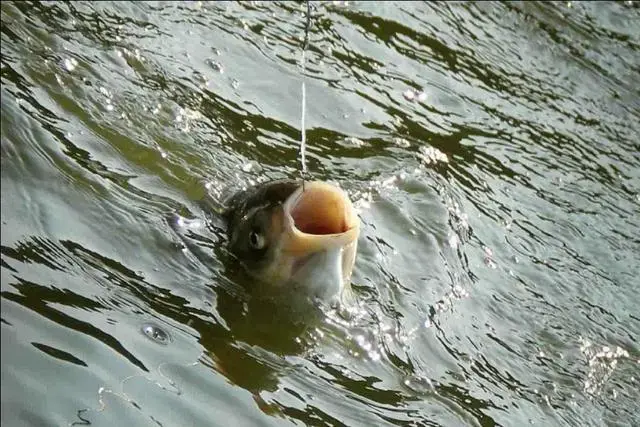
[31,342,89,367]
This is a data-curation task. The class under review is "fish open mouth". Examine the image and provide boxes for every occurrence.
[278,181,360,298]
[289,183,354,236]
[283,181,360,264]
[281,181,359,252]
[258,181,360,299]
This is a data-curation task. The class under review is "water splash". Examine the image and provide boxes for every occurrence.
[63,57,78,72]
[579,337,631,397]
[417,146,449,166]
[403,88,427,103]
[174,107,203,133]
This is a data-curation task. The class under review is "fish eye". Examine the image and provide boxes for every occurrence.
[249,230,266,250]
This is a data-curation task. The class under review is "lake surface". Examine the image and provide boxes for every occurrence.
[2,1,639,426]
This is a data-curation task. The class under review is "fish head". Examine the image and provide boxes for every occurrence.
[224,180,360,302]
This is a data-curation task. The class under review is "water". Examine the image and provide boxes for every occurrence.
[2,1,639,426]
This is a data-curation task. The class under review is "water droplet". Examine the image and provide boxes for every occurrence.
[141,323,171,345]
[340,136,364,147]
[448,234,459,249]
[392,137,410,148]
[207,59,224,73]
[63,57,78,72]
[242,161,262,173]
[417,146,449,166]
[403,89,415,101]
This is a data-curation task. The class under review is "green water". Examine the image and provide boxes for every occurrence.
[2,1,639,426]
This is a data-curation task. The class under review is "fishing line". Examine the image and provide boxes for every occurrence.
[299,0,312,189]
[72,5,314,425]
[69,354,206,426]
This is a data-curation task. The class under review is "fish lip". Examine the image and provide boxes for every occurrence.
[280,181,360,255]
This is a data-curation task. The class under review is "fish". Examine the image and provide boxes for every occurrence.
[222,179,360,303]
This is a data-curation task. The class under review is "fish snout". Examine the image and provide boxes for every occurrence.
[280,182,360,299]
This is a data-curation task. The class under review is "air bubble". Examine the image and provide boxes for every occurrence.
[207,59,224,73]
[141,323,171,345]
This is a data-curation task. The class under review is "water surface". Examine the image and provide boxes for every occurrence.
[2,1,639,426]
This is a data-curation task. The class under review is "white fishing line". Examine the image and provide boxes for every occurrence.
[299,1,312,185]
[69,353,206,426]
